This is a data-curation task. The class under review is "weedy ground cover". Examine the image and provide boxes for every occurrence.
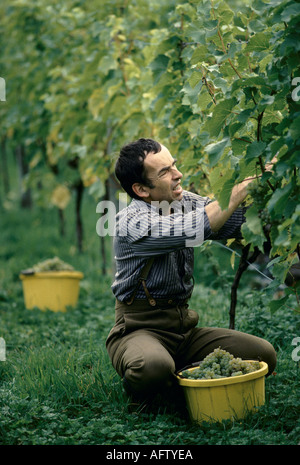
[0,196,299,445]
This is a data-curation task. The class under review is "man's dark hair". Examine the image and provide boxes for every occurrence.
[115,138,162,199]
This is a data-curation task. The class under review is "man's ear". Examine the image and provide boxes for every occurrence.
[132,183,150,199]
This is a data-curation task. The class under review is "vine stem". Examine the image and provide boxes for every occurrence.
[202,73,217,104]
[211,0,242,79]
[257,111,264,142]
[245,10,255,73]
[257,110,275,192]
[229,244,261,329]
[235,137,252,143]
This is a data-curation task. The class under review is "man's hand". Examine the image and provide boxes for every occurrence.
[264,155,277,173]
[205,156,277,233]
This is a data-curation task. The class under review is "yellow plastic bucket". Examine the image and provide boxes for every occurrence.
[177,361,268,423]
[20,271,84,312]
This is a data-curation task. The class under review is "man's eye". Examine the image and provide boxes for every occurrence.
[159,169,169,177]
[157,161,177,178]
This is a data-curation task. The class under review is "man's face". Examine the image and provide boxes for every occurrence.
[142,145,183,204]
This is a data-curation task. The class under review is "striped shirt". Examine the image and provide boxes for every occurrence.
[111,190,245,302]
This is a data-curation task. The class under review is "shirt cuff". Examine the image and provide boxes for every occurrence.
[203,210,212,240]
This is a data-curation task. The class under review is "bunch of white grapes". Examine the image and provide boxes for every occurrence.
[32,257,74,272]
[247,181,272,224]
[181,347,261,380]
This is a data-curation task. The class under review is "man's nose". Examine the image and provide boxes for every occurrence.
[172,167,182,179]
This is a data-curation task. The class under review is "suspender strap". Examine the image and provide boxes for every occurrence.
[126,257,156,306]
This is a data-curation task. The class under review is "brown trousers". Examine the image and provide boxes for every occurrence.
[106,298,277,399]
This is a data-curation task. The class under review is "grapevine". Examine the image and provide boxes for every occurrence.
[246,180,270,205]
[181,347,261,380]
[247,180,272,223]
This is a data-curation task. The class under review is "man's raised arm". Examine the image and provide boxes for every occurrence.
[205,178,253,233]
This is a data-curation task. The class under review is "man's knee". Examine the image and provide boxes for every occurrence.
[231,331,277,376]
[124,353,175,397]
[260,339,277,375]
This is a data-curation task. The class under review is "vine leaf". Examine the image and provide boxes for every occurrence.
[202,97,237,137]
[204,137,230,167]
[241,206,265,251]
[246,32,272,52]
[245,141,266,163]
[267,183,293,214]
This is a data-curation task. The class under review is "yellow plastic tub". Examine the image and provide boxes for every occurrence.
[177,361,268,423]
[20,271,84,312]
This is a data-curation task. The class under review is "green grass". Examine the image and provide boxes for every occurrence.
[0,194,299,445]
